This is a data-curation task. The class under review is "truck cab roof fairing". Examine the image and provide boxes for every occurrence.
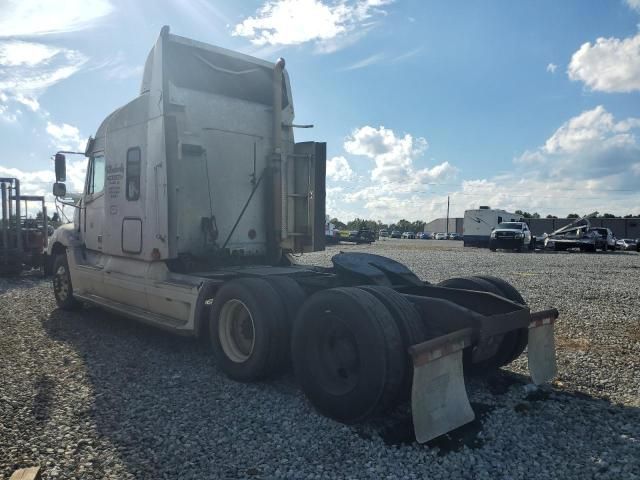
[140,27,291,110]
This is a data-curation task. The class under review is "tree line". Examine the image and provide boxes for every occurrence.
[515,210,639,219]
[330,211,640,234]
[329,218,426,234]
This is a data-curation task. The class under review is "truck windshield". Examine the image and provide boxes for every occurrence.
[497,223,522,230]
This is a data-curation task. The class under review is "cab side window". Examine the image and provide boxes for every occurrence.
[126,147,141,201]
[87,155,105,195]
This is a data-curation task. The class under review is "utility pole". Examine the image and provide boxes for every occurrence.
[446,195,450,235]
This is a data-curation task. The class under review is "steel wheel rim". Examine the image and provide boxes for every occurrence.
[218,299,256,363]
[316,312,359,395]
[54,264,70,300]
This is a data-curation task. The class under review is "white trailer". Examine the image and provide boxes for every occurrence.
[46,27,558,444]
[463,207,524,247]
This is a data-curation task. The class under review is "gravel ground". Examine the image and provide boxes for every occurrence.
[1,240,639,479]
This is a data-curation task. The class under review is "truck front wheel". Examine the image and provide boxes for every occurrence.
[52,253,80,310]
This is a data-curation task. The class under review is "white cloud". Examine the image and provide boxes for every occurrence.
[625,0,640,12]
[342,52,385,70]
[0,41,60,66]
[0,103,18,123]
[0,41,87,105]
[0,0,111,116]
[327,111,640,223]
[327,156,355,181]
[106,63,144,80]
[0,158,87,218]
[568,33,640,92]
[344,125,457,186]
[0,0,113,37]
[93,51,144,81]
[542,105,637,155]
[233,0,393,52]
[46,121,86,152]
[392,47,422,63]
[500,106,640,215]
[414,161,458,184]
[546,63,557,73]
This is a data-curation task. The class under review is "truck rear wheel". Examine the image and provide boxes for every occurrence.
[291,287,404,423]
[472,275,528,366]
[209,278,288,381]
[263,276,307,368]
[52,253,80,310]
[356,285,426,402]
[437,276,508,373]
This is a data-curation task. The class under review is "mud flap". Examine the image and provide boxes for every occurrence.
[527,309,558,385]
[408,328,475,444]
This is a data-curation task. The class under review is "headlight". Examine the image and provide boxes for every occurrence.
[491,232,497,238]
[515,233,524,239]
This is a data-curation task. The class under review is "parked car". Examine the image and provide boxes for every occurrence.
[418,232,432,239]
[379,229,389,238]
[448,233,462,240]
[401,231,416,239]
[347,228,375,244]
[489,222,533,252]
[434,232,447,240]
[390,230,402,238]
[590,227,617,250]
[616,238,638,251]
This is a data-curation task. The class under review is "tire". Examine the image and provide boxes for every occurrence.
[437,276,508,373]
[291,287,404,423]
[356,285,427,402]
[472,275,528,366]
[263,276,307,329]
[52,253,81,310]
[473,275,525,305]
[209,277,288,381]
[490,247,497,252]
[263,276,307,367]
[438,276,503,296]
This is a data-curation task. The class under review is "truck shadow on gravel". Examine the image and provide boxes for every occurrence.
[42,307,640,477]
[0,272,46,294]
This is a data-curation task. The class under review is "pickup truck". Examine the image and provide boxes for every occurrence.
[489,222,532,252]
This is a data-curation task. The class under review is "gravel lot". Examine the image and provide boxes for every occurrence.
[1,240,639,479]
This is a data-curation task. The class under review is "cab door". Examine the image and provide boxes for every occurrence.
[83,153,106,252]
[70,153,106,296]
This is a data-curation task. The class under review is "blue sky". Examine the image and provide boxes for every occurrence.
[1,0,639,222]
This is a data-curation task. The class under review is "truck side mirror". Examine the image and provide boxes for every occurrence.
[55,153,66,182]
[53,182,66,198]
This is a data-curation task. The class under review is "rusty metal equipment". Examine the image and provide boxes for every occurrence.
[0,177,48,275]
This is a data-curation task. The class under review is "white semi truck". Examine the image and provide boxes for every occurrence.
[47,27,558,443]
